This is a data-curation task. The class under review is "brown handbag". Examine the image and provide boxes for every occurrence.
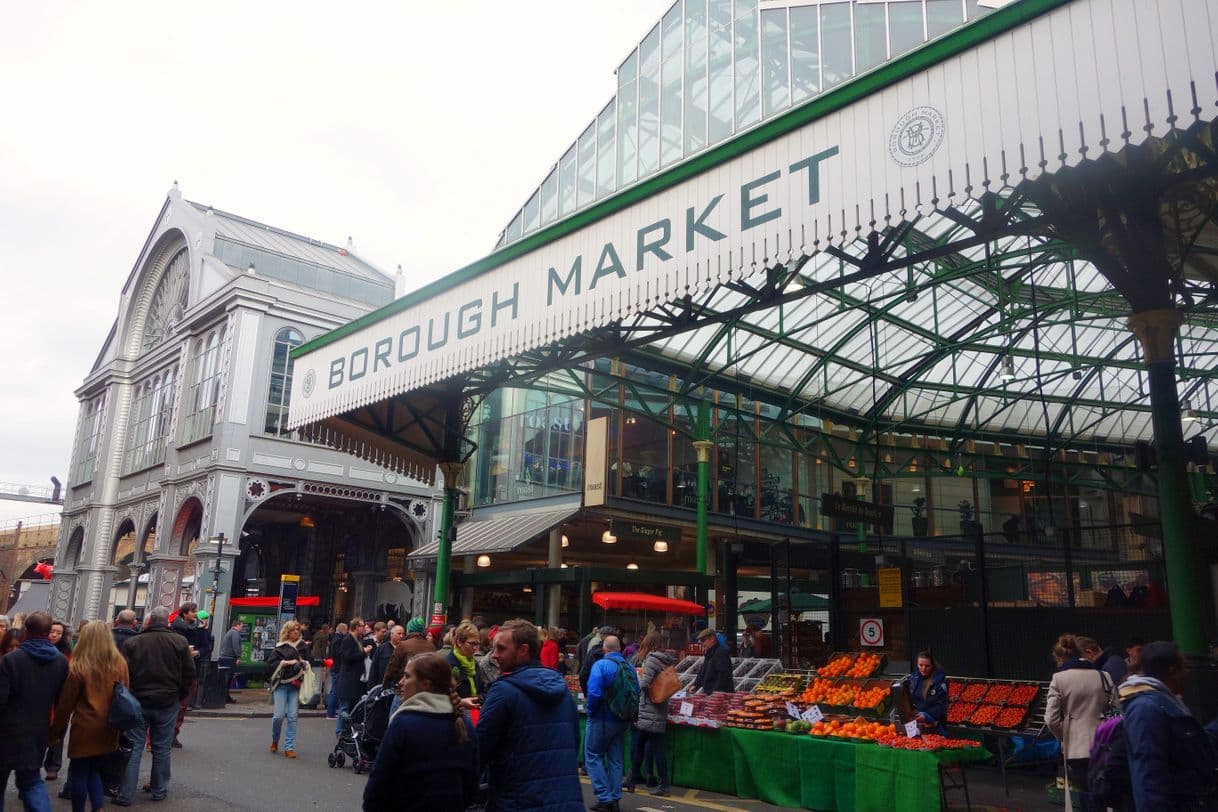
[649,665,681,704]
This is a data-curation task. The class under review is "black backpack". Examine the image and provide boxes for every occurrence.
[1088,714,1130,806]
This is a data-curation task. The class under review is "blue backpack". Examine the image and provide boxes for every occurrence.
[108,682,145,732]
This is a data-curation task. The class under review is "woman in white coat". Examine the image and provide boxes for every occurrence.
[1046,633,1118,807]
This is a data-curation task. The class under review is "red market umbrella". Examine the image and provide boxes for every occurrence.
[591,591,706,616]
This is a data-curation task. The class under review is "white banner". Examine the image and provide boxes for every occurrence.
[290,0,1216,429]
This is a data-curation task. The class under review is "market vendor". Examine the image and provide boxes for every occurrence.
[903,651,948,733]
[692,628,733,694]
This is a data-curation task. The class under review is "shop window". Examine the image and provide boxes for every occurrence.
[180,327,224,445]
[73,392,106,485]
[759,441,794,523]
[123,367,177,474]
[264,327,304,436]
[620,413,670,504]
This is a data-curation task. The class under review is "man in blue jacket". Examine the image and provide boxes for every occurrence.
[586,635,637,812]
[1122,640,1217,810]
[477,618,582,811]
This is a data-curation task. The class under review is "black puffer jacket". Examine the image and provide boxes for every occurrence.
[692,641,733,694]
[0,639,68,771]
[123,625,195,709]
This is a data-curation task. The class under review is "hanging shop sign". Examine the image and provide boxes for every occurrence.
[610,518,682,544]
[584,416,607,507]
[820,494,894,533]
[859,618,885,648]
[277,574,300,626]
[289,0,1211,432]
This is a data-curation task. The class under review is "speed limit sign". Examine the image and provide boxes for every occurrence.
[859,618,885,647]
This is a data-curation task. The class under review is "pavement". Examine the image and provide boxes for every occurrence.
[4,710,1057,811]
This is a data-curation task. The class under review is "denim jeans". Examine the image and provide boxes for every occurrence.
[585,716,627,803]
[335,699,353,736]
[388,693,402,718]
[643,730,669,789]
[0,767,51,812]
[68,756,103,812]
[326,678,339,718]
[122,703,178,803]
[271,685,300,751]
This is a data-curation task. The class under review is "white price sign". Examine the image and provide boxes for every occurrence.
[785,702,801,719]
[671,690,687,700]
[680,701,695,717]
[904,720,921,738]
[802,705,824,724]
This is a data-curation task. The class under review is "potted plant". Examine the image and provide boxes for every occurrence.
[910,497,929,537]
[958,499,979,535]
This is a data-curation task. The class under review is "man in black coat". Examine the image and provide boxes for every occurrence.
[333,618,372,735]
[0,611,68,810]
[692,628,734,694]
[112,609,140,654]
[121,607,195,805]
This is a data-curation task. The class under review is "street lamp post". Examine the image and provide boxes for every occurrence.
[207,532,227,619]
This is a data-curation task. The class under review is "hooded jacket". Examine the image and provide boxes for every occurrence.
[476,661,583,811]
[635,650,677,733]
[0,638,68,770]
[1121,676,1218,810]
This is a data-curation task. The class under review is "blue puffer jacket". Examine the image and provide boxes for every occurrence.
[908,668,948,731]
[476,661,583,811]
[1122,677,1218,810]
[362,696,478,812]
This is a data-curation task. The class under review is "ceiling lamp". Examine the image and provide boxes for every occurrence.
[523,585,533,593]
[601,529,617,544]
[653,540,669,553]
[1000,356,1017,382]
[1182,400,1199,421]
[561,534,569,547]
[476,554,491,567]
[561,563,569,568]
[627,563,639,570]
[299,515,315,528]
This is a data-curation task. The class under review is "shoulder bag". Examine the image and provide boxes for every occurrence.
[649,664,681,705]
[108,682,145,732]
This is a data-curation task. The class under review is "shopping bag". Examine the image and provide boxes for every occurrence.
[298,663,320,707]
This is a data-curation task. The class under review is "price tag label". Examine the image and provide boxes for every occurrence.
[680,701,695,717]
[785,701,801,719]
[904,720,921,738]
[672,690,687,700]
[802,705,824,724]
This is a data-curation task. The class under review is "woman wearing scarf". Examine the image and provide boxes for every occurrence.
[363,653,478,811]
[1046,633,1118,809]
[49,620,130,812]
[446,621,484,708]
[265,621,309,759]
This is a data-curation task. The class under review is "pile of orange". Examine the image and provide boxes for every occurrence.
[851,686,887,709]
[845,653,881,678]
[799,678,839,704]
[810,717,890,741]
[818,657,853,677]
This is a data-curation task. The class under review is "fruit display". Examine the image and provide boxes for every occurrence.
[817,652,885,679]
[809,717,891,742]
[946,702,977,724]
[818,654,856,677]
[944,679,1043,730]
[726,694,790,730]
[800,677,856,705]
[959,683,988,703]
[851,684,888,711]
[876,733,982,751]
[994,706,1028,729]
[983,684,1013,704]
[844,652,883,678]
[968,704,1000,726]
[948,681,965,699]
[1007,684,1039,706]
[753,673,805,695]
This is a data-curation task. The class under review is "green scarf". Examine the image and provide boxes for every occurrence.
[452,648,478,697]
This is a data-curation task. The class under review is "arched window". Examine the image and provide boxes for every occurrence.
[180,327,224,444]
[265,327,304,436]
[123,366,177,473]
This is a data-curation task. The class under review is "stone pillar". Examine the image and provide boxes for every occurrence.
[145,554,190,614]
[1128,308,1205,654]
[49,572,76,622]
[74,565,119,622]
[546,527,562,628]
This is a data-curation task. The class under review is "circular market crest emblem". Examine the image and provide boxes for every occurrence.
[889,106,945,167]
[302,369,316,399]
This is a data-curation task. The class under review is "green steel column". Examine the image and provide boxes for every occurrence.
[431,461,462,630]
[693,399,713,576]
[1129,309,1204,655]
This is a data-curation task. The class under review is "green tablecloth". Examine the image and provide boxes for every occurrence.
[853,743,991,812]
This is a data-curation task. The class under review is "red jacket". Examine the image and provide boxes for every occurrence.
[540,639,560,670]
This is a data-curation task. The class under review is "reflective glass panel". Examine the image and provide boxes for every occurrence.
[540,169,557,225]
[926,0,964,38]
[660,2,684,167]
[558,144,576,216]
[789,5,819,103]
[820,3,853,88]
[761,7,790,116]
[596,100,616,198]
[708,0,734,144]
[618,52,639,186]
[507,211,522,241]
[733,0,760,129]
[889,1,926,56]
[638,24,661,176]
[853,3,887,73]
[523,190,540,232]
[577,123,596,207]
[685,0,709,154]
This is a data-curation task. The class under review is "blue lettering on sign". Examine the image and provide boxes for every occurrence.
[457,299,482,339]
[588,242,625,290]
[547,258,581,305]
[636,219,672,270]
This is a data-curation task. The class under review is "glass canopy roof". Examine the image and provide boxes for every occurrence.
[496,0,1001,250]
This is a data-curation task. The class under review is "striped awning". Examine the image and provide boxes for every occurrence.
[409,505,580,559]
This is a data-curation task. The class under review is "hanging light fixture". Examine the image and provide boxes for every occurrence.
[561,534,569,547]
[601,529,617,544]
[653,540,669,553]
[1182,400,1199,421]
[476,554,491,567]
[1000,356,1017,382]
[627,563,639,570]
[523,585,533,593]
[560,562,569,569]
[299,515,315,528]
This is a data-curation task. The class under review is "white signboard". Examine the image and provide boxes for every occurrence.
[905,720,921,739]
[859,618,885,647]
[802,705,825,725]
[290,0,1213,431]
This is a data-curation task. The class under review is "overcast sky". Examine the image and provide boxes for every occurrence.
[0,2,668,526]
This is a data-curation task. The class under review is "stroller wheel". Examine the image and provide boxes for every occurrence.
[327,753,337,768]
[335,753,346,768]
[352,761,361,775]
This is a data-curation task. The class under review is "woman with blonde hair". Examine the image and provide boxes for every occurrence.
[445,621,484,706]
[1046,633,1118,809]
[265,620,309,758]
[49,619,130,812]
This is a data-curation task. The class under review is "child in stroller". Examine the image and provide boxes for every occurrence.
[328,684,397,773]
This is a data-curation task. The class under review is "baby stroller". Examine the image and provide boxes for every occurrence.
[328,684,396,774]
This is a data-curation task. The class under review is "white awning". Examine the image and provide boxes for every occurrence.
[409,505,580,559]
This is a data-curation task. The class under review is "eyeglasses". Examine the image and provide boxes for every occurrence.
[461,639,479,647]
